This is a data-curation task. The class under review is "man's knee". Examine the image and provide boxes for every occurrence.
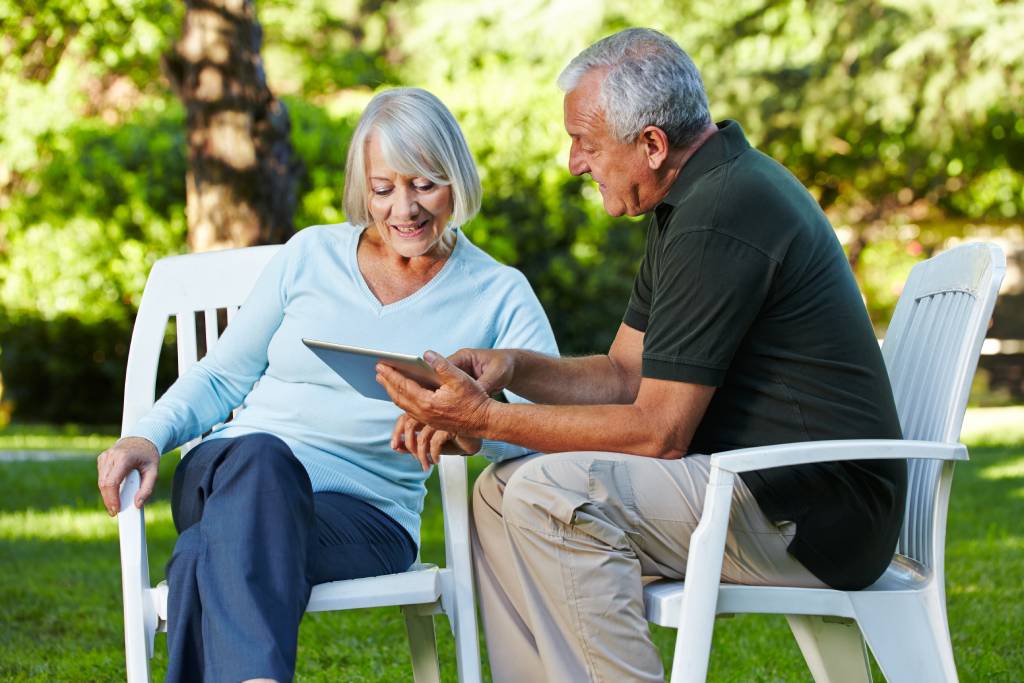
[501,454,591,531]
[472,454,546,519]
[503,452,649,540]
[472,462,502,513]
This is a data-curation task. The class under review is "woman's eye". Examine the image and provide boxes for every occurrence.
[372,188,392,196]
[414,182,435,192]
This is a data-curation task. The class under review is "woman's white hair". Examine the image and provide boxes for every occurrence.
[344,88,482,229]
[557,28,712,149]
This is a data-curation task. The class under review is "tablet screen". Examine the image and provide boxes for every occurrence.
[302,338,441,401]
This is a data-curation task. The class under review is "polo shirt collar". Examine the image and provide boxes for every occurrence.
[659,120,751,211]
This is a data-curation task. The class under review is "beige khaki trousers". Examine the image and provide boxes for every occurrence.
[471,451,825,683]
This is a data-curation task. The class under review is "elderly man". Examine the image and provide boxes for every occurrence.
[377,28,905,682]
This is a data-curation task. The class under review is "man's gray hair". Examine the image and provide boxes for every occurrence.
[344,88,482,229]
[557,28,712,149]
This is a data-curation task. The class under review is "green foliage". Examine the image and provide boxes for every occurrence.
[285,96,358,228]
[260,0,401,97]
[391,0,654,352]
[0,98,187,421]
[0,312,178,425]
[2,0,1024,421]
[0,314,130,424]
[0,0,180,86]
[2,105,188,323]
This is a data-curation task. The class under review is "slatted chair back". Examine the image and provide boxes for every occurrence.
[121,245,282,451]
[880,243,1005,571]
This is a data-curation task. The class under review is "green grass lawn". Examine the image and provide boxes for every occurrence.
[1,409,1022,681]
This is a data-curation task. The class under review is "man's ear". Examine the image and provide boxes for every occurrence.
[639,126,670,170]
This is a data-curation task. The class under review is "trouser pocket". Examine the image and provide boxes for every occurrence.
[562,459,644,551]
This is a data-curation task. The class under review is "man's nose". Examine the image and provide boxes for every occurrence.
[568,148,589,177]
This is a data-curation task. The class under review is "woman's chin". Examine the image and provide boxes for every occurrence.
[386,239,435,260]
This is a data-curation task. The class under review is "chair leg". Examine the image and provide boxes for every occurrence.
[786,615,872,683]
[403,606,441,683]
[850,588,957,683]
[124,619,152,683]
[449,605,482,683]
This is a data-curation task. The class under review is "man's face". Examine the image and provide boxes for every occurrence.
[563,69,656,217]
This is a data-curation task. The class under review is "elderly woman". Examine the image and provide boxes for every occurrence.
[96,88,557,683]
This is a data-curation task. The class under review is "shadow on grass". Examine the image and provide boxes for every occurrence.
[1,447,1021,681]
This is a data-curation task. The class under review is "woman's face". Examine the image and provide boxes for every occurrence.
[366,135,454,260]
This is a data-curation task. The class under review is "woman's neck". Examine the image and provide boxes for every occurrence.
[356,228,457,305]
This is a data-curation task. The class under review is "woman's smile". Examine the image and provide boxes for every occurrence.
[391,218,430,237]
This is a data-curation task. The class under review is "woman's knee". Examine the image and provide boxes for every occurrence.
[220,433,307,485]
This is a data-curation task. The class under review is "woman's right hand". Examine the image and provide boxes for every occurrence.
[447,348,516,396]
[97,436,160,516]
[391,413,482,471]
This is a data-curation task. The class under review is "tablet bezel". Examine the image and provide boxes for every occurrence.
[301,338,441,393]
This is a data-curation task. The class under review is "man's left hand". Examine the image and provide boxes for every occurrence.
[376,350,493,436]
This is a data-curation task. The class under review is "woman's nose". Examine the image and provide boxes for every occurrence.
[393,187,420,218]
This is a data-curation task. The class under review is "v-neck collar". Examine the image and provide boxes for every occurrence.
[350,226,463,317]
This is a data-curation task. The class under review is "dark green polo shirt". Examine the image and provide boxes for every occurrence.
[624,120,906,590]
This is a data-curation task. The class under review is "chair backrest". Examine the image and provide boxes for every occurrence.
[880,242,1005,570]
[121,245,282,444]
[121,244,471,573]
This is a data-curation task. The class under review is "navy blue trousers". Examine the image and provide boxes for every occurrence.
[164,433,416,683]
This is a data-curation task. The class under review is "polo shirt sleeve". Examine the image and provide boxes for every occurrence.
[640,229,778,387]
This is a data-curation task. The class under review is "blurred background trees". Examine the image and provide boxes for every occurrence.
[1,0,1022,424]
[164,0,303,252]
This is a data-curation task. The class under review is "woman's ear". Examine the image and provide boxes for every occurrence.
[639,126,670,170]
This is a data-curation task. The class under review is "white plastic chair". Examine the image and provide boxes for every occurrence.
[115,245,481,682]
[644,242,1006,683]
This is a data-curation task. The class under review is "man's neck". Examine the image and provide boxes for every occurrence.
[654,123,719,203]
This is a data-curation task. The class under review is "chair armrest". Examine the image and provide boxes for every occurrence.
[710,439,967,475]
[116,470,159,660]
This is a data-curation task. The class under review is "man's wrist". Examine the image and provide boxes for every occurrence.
[470,398,503,440]
[504,349,522,394]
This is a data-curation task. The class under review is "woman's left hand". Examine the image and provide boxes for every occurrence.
[391,413,482,471]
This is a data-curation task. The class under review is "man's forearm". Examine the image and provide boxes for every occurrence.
[507,351,637,405]
[477,400,683,459]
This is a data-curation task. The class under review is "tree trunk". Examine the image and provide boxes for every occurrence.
[163,0,303,252]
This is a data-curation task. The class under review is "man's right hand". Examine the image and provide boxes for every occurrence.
[97,436,160,516]
[448,348,516,395]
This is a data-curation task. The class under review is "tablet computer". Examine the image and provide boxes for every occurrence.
[302,338,441,402]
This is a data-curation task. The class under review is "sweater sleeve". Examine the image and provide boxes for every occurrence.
[477,268,559,463]
[125,239,299,454]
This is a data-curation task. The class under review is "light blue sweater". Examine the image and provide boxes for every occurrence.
[128,223,559,548]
